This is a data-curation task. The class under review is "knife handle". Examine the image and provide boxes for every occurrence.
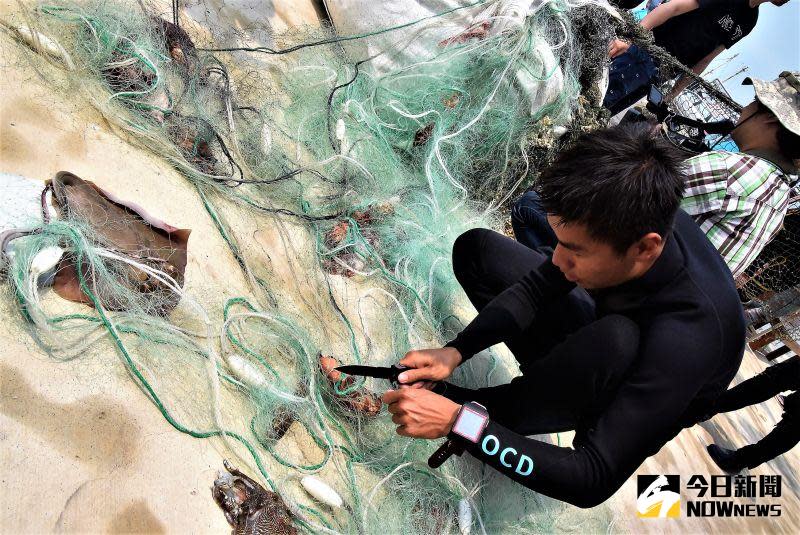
[389,364,408,387]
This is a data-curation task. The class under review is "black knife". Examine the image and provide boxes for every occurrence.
[335,364,408,387]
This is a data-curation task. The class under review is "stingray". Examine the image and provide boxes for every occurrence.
[48,171,190,315]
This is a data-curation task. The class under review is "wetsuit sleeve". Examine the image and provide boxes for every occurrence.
[464,318,722,508]
[445,258,574,360]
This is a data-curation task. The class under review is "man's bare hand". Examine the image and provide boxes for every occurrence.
[608,39,631,59]
[382,388,461,439]
[396,347,462,389]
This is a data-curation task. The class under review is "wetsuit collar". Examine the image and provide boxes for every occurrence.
[592,227,684,313]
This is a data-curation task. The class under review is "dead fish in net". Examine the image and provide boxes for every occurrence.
[166,114,243,182]
[321,205,392,277]
[318,354,382,416]
[325,204,394,248]
[48,171,190,315]
[100,16,198,122]
[413,123,435,147]
[152,17,198,76]
[438,20,491,47]
[322,220,368,277]
[168,115,218,173]
[267,406,295,441]
[101,41,170,123]
[212,460,297,535]
[443,93,461,109]
[268,380,310,440]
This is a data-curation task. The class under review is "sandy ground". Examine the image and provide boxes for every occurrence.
[0,1,798,533]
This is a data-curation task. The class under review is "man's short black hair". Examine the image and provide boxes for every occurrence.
[535,124,686,253]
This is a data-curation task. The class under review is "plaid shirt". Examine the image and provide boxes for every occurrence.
[681,151,795,279]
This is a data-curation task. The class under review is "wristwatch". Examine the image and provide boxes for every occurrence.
[428,402,489,469]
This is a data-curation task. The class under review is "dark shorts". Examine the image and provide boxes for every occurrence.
[603,44,659,115]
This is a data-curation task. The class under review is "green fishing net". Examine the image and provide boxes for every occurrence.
[2,0,621,532]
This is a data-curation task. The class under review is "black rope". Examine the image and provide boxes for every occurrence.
[172,0,179,29]
[243,200,342,222]
[326,60,365,152]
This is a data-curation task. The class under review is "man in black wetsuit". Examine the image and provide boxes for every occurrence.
[382,125,746,508]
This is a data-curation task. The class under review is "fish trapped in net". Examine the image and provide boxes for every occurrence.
[262,383,310,441]
[153,16,198,76]
[320,204,393,277]
[94,22,171,123]
[413,123,435,147]
[318,354,381,416]
[212,460,297,535]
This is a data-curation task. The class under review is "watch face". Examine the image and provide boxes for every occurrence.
[454,406,487,442]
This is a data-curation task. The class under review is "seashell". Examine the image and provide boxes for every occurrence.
[300,475,343,509]
[226,353,269,390]
[457,498,472,535]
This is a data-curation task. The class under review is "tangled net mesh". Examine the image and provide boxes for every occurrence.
[2,0,622,532]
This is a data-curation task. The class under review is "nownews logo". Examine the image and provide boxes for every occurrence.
[637,475,680,518]
[637,474,783,518]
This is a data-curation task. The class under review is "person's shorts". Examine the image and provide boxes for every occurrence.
[603,44,659,115]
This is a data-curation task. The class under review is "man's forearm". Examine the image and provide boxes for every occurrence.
[445,258,574,360]
[466,421,622,508]
[640,0,700,30]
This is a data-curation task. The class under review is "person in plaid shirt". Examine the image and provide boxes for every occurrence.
[681,71,800,280]
[683,73,800,473]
